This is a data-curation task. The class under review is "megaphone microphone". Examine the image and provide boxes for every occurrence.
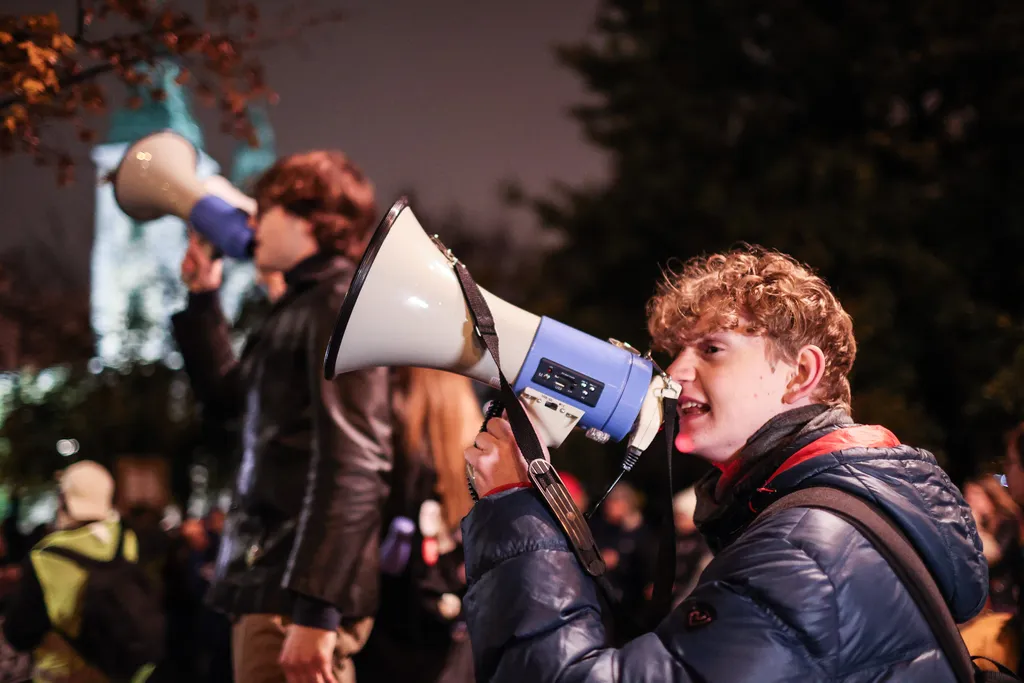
[111,130,256,260]
[323,197,682,583]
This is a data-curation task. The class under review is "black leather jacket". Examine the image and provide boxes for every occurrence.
[171,253,394,628]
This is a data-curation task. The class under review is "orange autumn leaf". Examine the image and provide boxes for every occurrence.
[19,42,59,71]
[51,34,75,54]
[19,79,47,100]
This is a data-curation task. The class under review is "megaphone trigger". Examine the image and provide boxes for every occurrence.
[481,400,504,427]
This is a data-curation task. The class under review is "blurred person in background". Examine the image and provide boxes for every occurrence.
[671,487,712,607]
[964,475,1022,613]
[962,425,1024,674]
[2,461,165,683]
[172,150,394,683]
[354,367,481,683]
[589,482,658,645]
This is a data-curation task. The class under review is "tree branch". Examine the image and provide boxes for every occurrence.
[2,2,348,181]
[0,60,116,113]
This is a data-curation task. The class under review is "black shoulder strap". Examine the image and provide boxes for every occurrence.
[756,487,978,683]
[651,396,677,626]
[114,522,127,558]
[39,543,105,569]
[38,524,126,568]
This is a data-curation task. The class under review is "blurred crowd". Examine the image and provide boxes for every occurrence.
[0,498,231,683]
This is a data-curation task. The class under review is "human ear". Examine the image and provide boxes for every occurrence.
[783,345,826,404]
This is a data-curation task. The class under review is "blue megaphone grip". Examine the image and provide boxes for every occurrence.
[189,195,254,259]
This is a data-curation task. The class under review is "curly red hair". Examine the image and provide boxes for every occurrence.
[647,245,857,413]
[253,150,377,260]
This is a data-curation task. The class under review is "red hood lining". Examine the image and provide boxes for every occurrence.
[712,425,901,491]
[764,425,901,485]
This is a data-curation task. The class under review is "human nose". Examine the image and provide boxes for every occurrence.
[666,348,697,384]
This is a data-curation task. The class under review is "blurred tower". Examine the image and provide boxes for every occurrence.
[90,61,215,366]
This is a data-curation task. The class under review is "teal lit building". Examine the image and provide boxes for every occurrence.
[90,62,276,367]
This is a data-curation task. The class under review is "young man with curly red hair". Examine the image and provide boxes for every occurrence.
[172,151,394,683]
[463,246,988,682]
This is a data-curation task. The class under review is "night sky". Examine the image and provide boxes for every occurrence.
[0,0,605,289]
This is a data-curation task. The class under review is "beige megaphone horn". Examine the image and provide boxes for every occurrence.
[202,174,257,215]
[111,130,256,259]
[323,197,680,450]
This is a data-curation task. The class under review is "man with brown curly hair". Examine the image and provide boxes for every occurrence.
[171,151,394,683]
[461,245,988,682]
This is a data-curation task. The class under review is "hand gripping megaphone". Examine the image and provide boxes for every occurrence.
[111,130,256,259]
[323,198,682,582]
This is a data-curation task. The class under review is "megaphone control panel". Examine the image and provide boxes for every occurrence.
[509,316,653,446]
[530,359,604,408]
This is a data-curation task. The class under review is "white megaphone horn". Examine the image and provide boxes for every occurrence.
[111,130,257,259]
[324,198,680,451]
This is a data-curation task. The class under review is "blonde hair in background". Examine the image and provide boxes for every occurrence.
[395,367,484,529]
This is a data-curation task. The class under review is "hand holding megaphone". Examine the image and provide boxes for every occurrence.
[467,410,544,497]
[181,233,224,293]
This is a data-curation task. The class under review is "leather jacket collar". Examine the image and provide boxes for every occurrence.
[284,252,353,292]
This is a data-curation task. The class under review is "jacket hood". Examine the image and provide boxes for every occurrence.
[768,437,988,622]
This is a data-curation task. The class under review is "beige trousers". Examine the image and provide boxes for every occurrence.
[232,614,374,683]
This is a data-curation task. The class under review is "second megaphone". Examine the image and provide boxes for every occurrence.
[112,130,255,259]
[324,198,680,453]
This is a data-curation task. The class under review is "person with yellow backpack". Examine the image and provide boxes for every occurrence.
[1,461,166,683]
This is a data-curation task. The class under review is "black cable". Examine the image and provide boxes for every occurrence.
[587,446,642,520]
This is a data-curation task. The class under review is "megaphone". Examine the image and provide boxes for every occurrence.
[324,198,680,452]
[112,130,256,259]
[202,174,258,216]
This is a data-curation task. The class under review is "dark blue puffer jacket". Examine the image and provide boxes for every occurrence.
[461,425,988,683]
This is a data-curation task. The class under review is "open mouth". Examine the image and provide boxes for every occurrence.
[678,400,710,418]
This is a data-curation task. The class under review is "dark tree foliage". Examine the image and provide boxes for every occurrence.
[524,0,1024,486]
